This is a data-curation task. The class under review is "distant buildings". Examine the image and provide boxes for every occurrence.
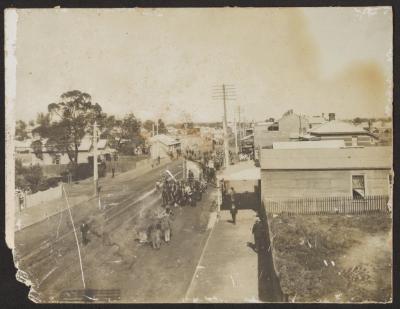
[253,110,309,150]
[371,120,392,146]
[149,134,181,160]
[15,135,116,167]
[308,119,379,146]
[240,126,254,154]
[253,111,382,151]
[307,114,327,129]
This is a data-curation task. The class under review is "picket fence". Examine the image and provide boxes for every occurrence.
[264,195,389,215]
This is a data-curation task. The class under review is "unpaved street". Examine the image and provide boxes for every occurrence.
[15,159,216,302]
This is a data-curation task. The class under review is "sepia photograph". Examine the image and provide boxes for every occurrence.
[4,6,393,303]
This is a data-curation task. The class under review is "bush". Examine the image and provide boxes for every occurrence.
[46,177,61,188]
[37,181,50,192]
[22,164,45,193]
[15,161,63,192]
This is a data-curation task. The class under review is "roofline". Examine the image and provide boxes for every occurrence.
[261,167,392,171]
[310,131,379,138]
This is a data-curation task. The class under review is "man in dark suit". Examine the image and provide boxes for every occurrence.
[229,187,238,224]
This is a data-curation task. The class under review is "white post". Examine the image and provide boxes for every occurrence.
[156,120,159,135]
[93,121,98,196]
[234,109,238,156]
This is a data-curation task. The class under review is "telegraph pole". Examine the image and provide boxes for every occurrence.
[212,84,236,168]
[234,108,238,155]
[156,119,159,135]
[222,85,230,167]
[238,105,242,138]
[93,121,99,196]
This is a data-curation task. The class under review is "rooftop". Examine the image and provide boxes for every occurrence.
[308,115,327,125]
[150,134,180,146]
[218,160,260,181]
[78,137,109,151]
[310,120,375,136]
[260,146,392,170]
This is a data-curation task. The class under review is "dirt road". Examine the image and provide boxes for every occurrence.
[14,159,217,303]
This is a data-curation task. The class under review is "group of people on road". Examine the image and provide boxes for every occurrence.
[147,208,173,250]
[157,169,207,208]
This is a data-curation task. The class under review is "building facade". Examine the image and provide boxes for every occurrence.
[260,146,392,200]
[254,110,309,150]
[308,120,379,147]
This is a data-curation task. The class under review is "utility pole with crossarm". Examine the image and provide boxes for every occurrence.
[212,84,236,168]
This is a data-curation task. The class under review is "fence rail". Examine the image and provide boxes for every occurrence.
[264,195,389,215]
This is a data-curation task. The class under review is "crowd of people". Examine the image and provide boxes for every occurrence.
[135,166,208,250]
[182,148,226,185]
[157,169,207,208]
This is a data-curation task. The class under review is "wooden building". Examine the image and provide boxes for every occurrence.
[308,120,379,146]
[260,146,392,214]
[149,134,181,160]
[254,110,309,150]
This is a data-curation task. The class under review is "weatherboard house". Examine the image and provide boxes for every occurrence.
[308,120,379,147]
[260,145,392,213]
[149,134,181,160]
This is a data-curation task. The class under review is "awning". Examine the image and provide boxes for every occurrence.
[240,134,254,141]
[217,161,260,181]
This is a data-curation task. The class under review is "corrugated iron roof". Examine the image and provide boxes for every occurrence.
[308,116,327,125]
[310,120,373,136]
[260,146,392,170]
[150,134,180,146]
[78,138,108,151]
[218,161,260,180]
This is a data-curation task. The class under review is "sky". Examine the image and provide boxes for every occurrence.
[11,7,393,124]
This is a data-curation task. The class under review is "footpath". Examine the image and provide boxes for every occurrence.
[15,158,172,231]
[185,209,260,303]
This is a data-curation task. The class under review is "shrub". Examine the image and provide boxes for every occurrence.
[23,164,44,193]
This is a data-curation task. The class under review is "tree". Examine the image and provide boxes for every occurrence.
[143,120,155,133]
[157,119,167,134]
[15,120,29,141]
[15,159,45,193]
[121,113,141,140]
[99,113,142,152]
[31,140,43,160]
[34,90,103,168]
[353,117,362,125]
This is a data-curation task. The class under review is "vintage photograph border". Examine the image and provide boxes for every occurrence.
[0,0,398,307]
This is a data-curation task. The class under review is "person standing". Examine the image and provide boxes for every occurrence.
[160,215,171,243]
[252,218,261,252]
[229,187,238,224]
[80,222,90,246]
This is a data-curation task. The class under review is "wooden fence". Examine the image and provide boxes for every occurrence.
[264,195,389,215]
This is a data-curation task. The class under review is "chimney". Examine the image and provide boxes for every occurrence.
[322,113,325,119]
[328,113,335,121]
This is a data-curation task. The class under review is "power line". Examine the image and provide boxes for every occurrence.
[212,83,236,167]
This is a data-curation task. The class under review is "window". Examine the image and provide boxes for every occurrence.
[268,123,279,131]
[351,136,358,146]
[352,175,365,199]
[53,154,60,165]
